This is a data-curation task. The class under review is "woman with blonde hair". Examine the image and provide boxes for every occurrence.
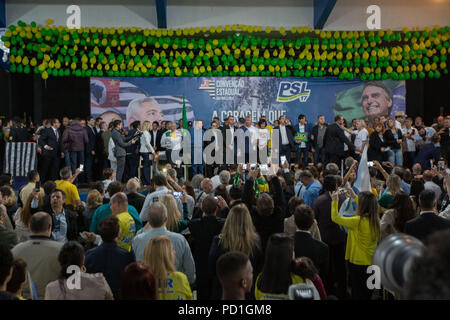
[140,120,155,186]
[83,189,103,230]
[143,235,192,300]
[208,204,263,299]
[378,174,402,209]
[160,193,189,233]
[14,189,43,242]
[331,190,380,300]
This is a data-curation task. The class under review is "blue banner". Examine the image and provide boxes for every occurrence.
[90,77,405,128]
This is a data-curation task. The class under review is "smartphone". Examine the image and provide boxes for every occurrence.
[438,161,445,171]
[173,192,183,199]
[430,160,434,169]
[35,181,41,190]
[446,168,450,174]
[79,232,88,240]
[79,164,84,172]
[280,156,287,165]
[242,164,247,170]
[338,187,347,195]
[367,161,374,167]
[250,164,257,169]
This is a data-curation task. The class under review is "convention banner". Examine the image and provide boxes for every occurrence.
[90,77,405,128]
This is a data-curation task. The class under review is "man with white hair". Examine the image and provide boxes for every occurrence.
[131,202,196,284]
[126,97,163,127]
[219,170,232,192]
[125,178,146,213]
[353,119,369,161]
[161,121,183,176]
[197,178,215,205]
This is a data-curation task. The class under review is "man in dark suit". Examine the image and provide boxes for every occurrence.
[188,195,225,300]
[38,118,63,182]
[150,121,164,152]
[293,114,312,168]
[311,115,328,165]
[85,116,97,182]
[323,114,355,166]
[125,178,146,213]
[124,121,141,181]
[293,204,329,289]
[221,116,237,168]
[405,189,450,241]
[273,115,295,164]
[85,215,135,299]
[8,117,31,142]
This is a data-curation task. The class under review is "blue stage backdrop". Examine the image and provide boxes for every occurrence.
[90,77,405,128]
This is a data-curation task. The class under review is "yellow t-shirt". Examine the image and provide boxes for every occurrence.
[331,200,379,265]
[255,273,304,300]
[116,212,136,252]
[55,180,80,208]
[157,272,193,300]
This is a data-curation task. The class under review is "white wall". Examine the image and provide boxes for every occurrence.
[5,0,450,30]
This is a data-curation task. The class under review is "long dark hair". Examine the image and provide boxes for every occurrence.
[410,179,424,208]
[357,191,380,240]
[258,233,294,294]
[390,192,417,232]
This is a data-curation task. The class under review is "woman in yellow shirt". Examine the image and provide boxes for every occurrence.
[143,236,193,300]
[331,190,380,300]
[255,233,304,300]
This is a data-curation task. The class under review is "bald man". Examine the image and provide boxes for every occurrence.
[110,193,136,252]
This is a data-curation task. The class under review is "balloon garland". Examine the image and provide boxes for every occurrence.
[2,21,449,80]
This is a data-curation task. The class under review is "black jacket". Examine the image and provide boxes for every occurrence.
[126,192,146,213]
[85,242,136,299]
[384,128,403,150]
[85,125,97,153]
[323,123,354,155]
[294,231,329,281]
[404,211,450,241]
[38,127,61,157]
[9,126,31,142]
[273,125,295,149]
[312,192,347,245]
[368,131,388,162]
[311,124,328,148]
[48,207,82,241]
[150,129,164,151]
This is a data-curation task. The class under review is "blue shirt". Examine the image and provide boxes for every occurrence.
[52,210,67,243]
[300,179,323,207]
[383,180,411,195]
[90,203,143,234]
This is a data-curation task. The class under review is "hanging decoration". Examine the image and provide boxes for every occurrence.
[1,21,449,80]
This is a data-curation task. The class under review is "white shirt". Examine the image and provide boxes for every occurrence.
[139,131,155,154]
[354,128,368,154]
[258,128,270,148]
[395,120,402,130]
[161,130,182,150]
[343,130,352,151]
[424,127,436,145]
[151,130,158,148]
[248,126,258,151]
[402,127,419,152]
[108,139,116,161]
[280,125,288,145]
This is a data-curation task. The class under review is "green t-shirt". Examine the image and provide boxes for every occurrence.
[378,193,393,209]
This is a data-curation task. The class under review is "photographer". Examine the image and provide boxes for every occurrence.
[331,189,380,300]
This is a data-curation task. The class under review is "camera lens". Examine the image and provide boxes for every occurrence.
[372,234,424,293]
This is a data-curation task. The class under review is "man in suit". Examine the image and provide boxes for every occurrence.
[273,115,295,164]
[293,114,312,168]
[110,120,137,183]
[85,116,97,183]
[150,121,164,152]
[311,115,328,165]
[85,215,135,299]
[405,189,450,241]
[293,204,329,290]
[221,116,237,168]
[38,118,64,182]
[124,121,141,181]
[323,114,355,166]
[188,195,226,300]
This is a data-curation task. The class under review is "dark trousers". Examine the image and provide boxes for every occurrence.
[348,262,372,300]
[326,241,348,300]
[313,147,326,165]
[326,152,346,167]
[69,151,84,173]
[140,152,151,185]
[85,152,95,182]
[125,153,139,181]
[280,144,291,164]
[296,146,309,167]
[404,151,416,169]
[116,156,126,183]
[40,154,59,182]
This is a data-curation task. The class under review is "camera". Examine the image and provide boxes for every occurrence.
[288,283,320,300]
[173,192,183,199]
[372,234,424,294]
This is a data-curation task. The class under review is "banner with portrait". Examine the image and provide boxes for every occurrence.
[90,77,406,128]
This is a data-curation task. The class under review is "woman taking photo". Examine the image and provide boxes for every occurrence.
[14,190,42,242]
[45,241,114,300]
[384,118,403,166]
[380,192,417,240]
[139,121,155,186]
[255,233,305,300]
[368,123,388,162]
[143,236,192,300]
[209,204,263,300]
[331,190,380,300]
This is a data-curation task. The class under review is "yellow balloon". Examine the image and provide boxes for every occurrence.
[233,65,239,73]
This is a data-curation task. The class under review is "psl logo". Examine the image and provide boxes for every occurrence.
[277,82,311,103]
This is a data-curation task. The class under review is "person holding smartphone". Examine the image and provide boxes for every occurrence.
[110,120,137,183]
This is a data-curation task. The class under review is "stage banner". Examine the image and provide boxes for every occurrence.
[90,77,405,128]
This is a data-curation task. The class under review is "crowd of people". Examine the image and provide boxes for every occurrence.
[0,104,450,300]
